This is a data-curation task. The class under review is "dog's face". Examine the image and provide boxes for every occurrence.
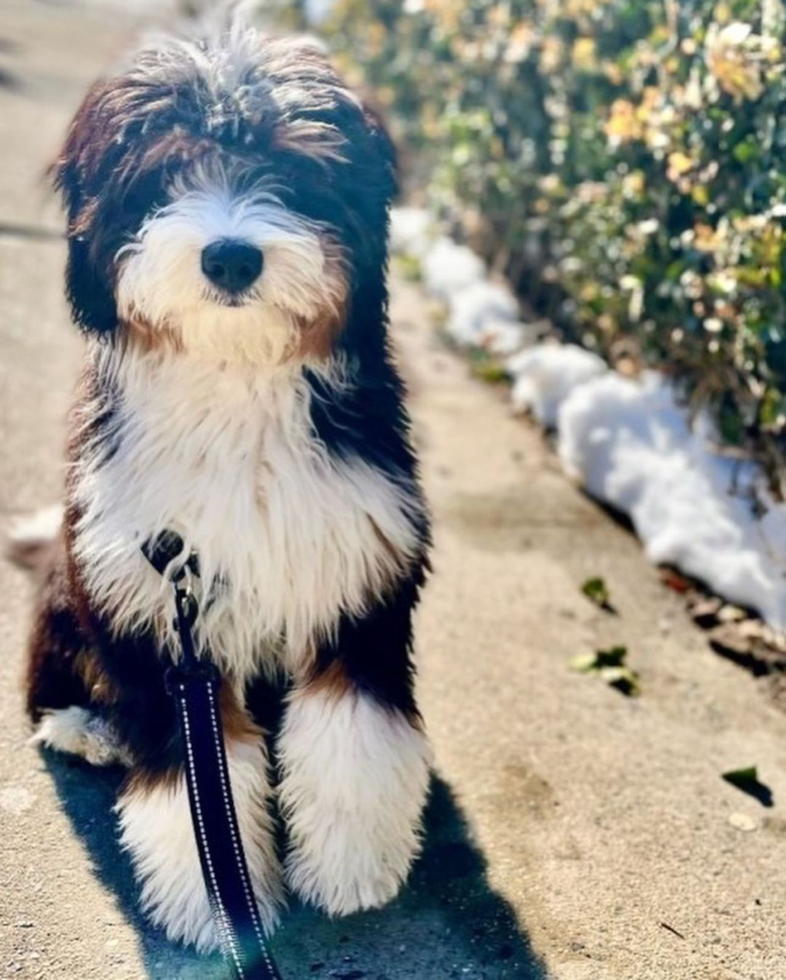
[52,27,396,365]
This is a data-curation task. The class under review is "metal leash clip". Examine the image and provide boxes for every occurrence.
[140,531,217,687]
[166,567,219,692]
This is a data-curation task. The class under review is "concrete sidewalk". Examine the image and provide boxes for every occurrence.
[2,4,786,979]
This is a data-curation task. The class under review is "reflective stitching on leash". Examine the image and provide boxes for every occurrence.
[141,533,282,979]
[180,688,246,979]
[205,683,277,976]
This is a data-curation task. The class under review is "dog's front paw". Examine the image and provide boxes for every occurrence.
[279,689,432,916]
[117,740,283,950]
[284,812,417,915]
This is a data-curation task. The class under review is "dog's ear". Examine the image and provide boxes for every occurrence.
[50,81,119,335]
[361,102,399,207]
[61,232,118,336]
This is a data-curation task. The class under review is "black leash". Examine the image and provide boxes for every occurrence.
[142,531,283,980]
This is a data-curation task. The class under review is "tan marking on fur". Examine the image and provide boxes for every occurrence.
[273,119,348,164]
[219,681,265,744]
[122,316,185,354]
[291,242,349,361]
[122,681,262,797]
[304,659,353,701]
[72,649,119,705]
[123,762,182,798]
[24,532,88,721]
[301,658,425,732]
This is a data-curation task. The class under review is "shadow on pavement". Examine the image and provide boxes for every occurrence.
[45,751,546,980]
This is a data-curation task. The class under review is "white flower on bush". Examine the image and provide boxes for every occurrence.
[680,269,704,300]
[708,269,738,295]
[638,218,659,236]
[620,275,644,322]
[705,20,781,102]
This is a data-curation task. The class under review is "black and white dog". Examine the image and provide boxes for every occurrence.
[20,23,431,950]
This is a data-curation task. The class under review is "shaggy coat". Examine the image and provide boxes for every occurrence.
[23,25,431,949]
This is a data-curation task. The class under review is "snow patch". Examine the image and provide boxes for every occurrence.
[483,318,533,356]
[506,344,607,426]
[445,281,520,349]
[390,210,531,356]
[389,206,786,631]
[422,236,485,299]
[390,207,433,260]
[559,371,786,629]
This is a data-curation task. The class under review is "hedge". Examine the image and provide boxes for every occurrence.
[320,0,786,493]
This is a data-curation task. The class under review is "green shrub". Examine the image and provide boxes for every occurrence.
[322,0,786,491]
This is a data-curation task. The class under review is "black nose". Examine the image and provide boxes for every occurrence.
[201,239,263,293]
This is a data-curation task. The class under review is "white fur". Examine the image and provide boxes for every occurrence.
[71,346,421,684]
[116,737,282,950]
[116,176,345,366]
[278,688,432,915]
[32,706,131,767]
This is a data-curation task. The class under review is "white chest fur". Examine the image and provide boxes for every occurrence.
[71,347,419,683]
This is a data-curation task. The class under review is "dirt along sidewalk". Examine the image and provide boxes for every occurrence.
[2,3,786,979]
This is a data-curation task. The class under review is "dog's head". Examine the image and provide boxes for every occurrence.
[52,26,396,365]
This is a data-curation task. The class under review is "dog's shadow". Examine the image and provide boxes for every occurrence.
[44,752,546,979]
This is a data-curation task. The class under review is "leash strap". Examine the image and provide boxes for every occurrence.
[143,534,282,980]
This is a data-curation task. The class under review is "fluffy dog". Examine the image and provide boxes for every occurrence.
[21,23,431,950]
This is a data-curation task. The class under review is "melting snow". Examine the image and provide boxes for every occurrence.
[390,206,786,629]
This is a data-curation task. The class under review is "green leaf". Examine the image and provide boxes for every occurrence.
[599,665,641,697]
[722,766,759,790]
[581,576,611,608]
[472,360,508,384]
[760,388,782,428]
[569,653,601,673]
[570,646,638,694]
[595,645,628,668]
[569,645,629,671]
[394,254,423,282]
[732,137,759,165]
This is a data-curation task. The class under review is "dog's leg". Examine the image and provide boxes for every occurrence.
[28,543,283,947]
[116,688,283,951]
[25,535,93,721]
[25,538,132,766]
[278,577,432,916]
[32,705,132,766]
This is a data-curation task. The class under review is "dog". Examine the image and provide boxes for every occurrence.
[18,22,432,951]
